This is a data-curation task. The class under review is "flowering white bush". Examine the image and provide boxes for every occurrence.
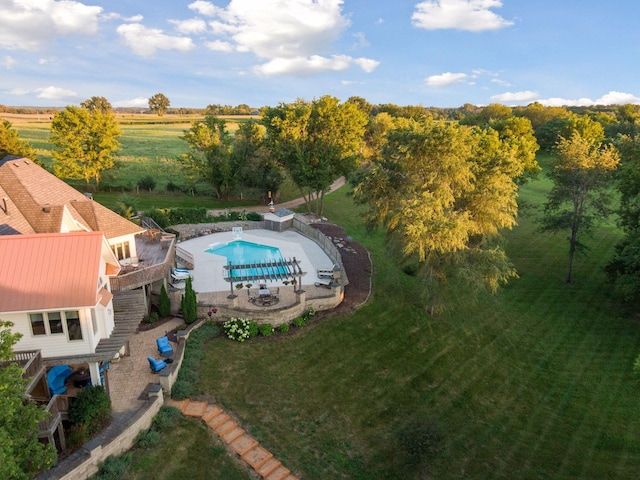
[223,318,252,342]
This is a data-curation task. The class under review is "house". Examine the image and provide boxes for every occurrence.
[0,231,120,386]
[0,155,176,402]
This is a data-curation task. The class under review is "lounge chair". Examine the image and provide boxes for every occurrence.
[317,265,337,279]
[156,336,174,357]
[46,365,74,395]
[148,356,167,373]
[314,278,334,289]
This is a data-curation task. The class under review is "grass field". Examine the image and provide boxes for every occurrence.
[187,178,640,479]
[5,113,302,207]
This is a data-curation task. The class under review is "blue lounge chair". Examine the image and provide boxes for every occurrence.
[47,365,74,395]
[147,356,167,373]
[156,336,174,357]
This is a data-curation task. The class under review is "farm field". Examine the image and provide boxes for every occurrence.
[187,180,640,479]
[4,113,301,209]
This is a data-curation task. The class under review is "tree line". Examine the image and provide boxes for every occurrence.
[2,96,640,312]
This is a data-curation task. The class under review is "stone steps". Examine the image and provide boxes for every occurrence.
[169,398,299,480]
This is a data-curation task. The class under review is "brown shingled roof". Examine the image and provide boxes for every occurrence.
[0,156,144,238]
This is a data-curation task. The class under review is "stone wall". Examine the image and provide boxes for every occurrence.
[37,388,164,480]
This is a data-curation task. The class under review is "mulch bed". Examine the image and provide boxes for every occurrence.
[310,222,372,317]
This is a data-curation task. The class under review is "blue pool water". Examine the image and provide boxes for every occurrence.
[206,240,287,279]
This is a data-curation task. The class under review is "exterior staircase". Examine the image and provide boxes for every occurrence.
[95,289,146,359]
[169,398,299,480]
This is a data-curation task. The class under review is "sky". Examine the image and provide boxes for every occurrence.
[1,0,640,109]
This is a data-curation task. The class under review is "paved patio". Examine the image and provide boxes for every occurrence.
[107,317,183,413]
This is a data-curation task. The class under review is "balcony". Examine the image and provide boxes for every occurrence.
[0,349,45,393]
[109,232,175,292]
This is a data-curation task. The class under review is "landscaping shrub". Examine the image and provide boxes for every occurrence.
[159,284,171,318]
[278,323,290,334]
[166,207,210,224]
[69,386,111,435]
[171,379,195,400]
[248,321,259,337]
[293,316,306,327]
[144,208,170,229]
[259,323,273,336]
[223,318,253,342]
[135,429,160,449]
[143,312,159,324]
[151,406,181,432]
[90,453,132,480]
[67,423,88,450]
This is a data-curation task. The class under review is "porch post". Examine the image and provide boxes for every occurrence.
[88,362,101,387]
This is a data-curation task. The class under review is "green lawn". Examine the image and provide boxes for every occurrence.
[188,179,640,479]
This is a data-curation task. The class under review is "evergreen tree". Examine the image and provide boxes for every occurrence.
[181,277,197,324]
[159,284,171,318]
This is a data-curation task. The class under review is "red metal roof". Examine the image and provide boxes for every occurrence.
[0,231,107,312]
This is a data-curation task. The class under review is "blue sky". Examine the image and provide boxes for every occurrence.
[1,0,639,109]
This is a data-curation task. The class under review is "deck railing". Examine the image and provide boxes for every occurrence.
[110,236,175,291]
[0,349,43,380]
[37,395,68,434]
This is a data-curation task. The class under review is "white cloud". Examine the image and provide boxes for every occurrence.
[7,87,30,96]
[117,23,195,56]
[0,0,103,50]
[426,72,468,87]
[412,0,513,32]
[170,17,208,34]
[254,54,378,76]
[35,86,78,101]
[538,91,640,107]
[188,0,223,17]
[491,78,511,87]
[2,56,17,70]
[351,32,369,49]
[113,97,149,108]
[194,0,377,76]
[490,91,538,103]
[205,40,235,52]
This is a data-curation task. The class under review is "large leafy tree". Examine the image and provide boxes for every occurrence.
[605,134,640,306]
[354,118,536,313]
[0,119,37,162]
[50,102,121,189]
[263,95,368,215]
[0,321,56,479]
[148,93,170,116]
[233,121,284,202]
[541,121,619,284]
[80,96,112,114]
[180,114,237,199]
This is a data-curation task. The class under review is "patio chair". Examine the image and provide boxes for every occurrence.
[156,336,174,357]
[147,356,167,373]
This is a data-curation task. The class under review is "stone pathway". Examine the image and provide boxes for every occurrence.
[168,398,299,480]
[107,317,183,413]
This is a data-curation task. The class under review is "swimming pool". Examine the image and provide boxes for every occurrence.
[206,240,287,280]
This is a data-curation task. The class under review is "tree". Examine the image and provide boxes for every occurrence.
[50,103,121,189]
[80,96,113,114]
[354,118,534,313]
[181,277,197,324]
[0,119,37,162]
[541,127,619,283]
[263,95,367,215]
[605,134,640,305]
[180,114,237,199]
[149,93,170,116]
[159,284,171,318]
[0,321,56,479]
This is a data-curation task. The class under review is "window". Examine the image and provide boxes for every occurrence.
[111,241,131,260]
[48,312,64,334]
[30,313,46,335]
[65,311,83,341]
